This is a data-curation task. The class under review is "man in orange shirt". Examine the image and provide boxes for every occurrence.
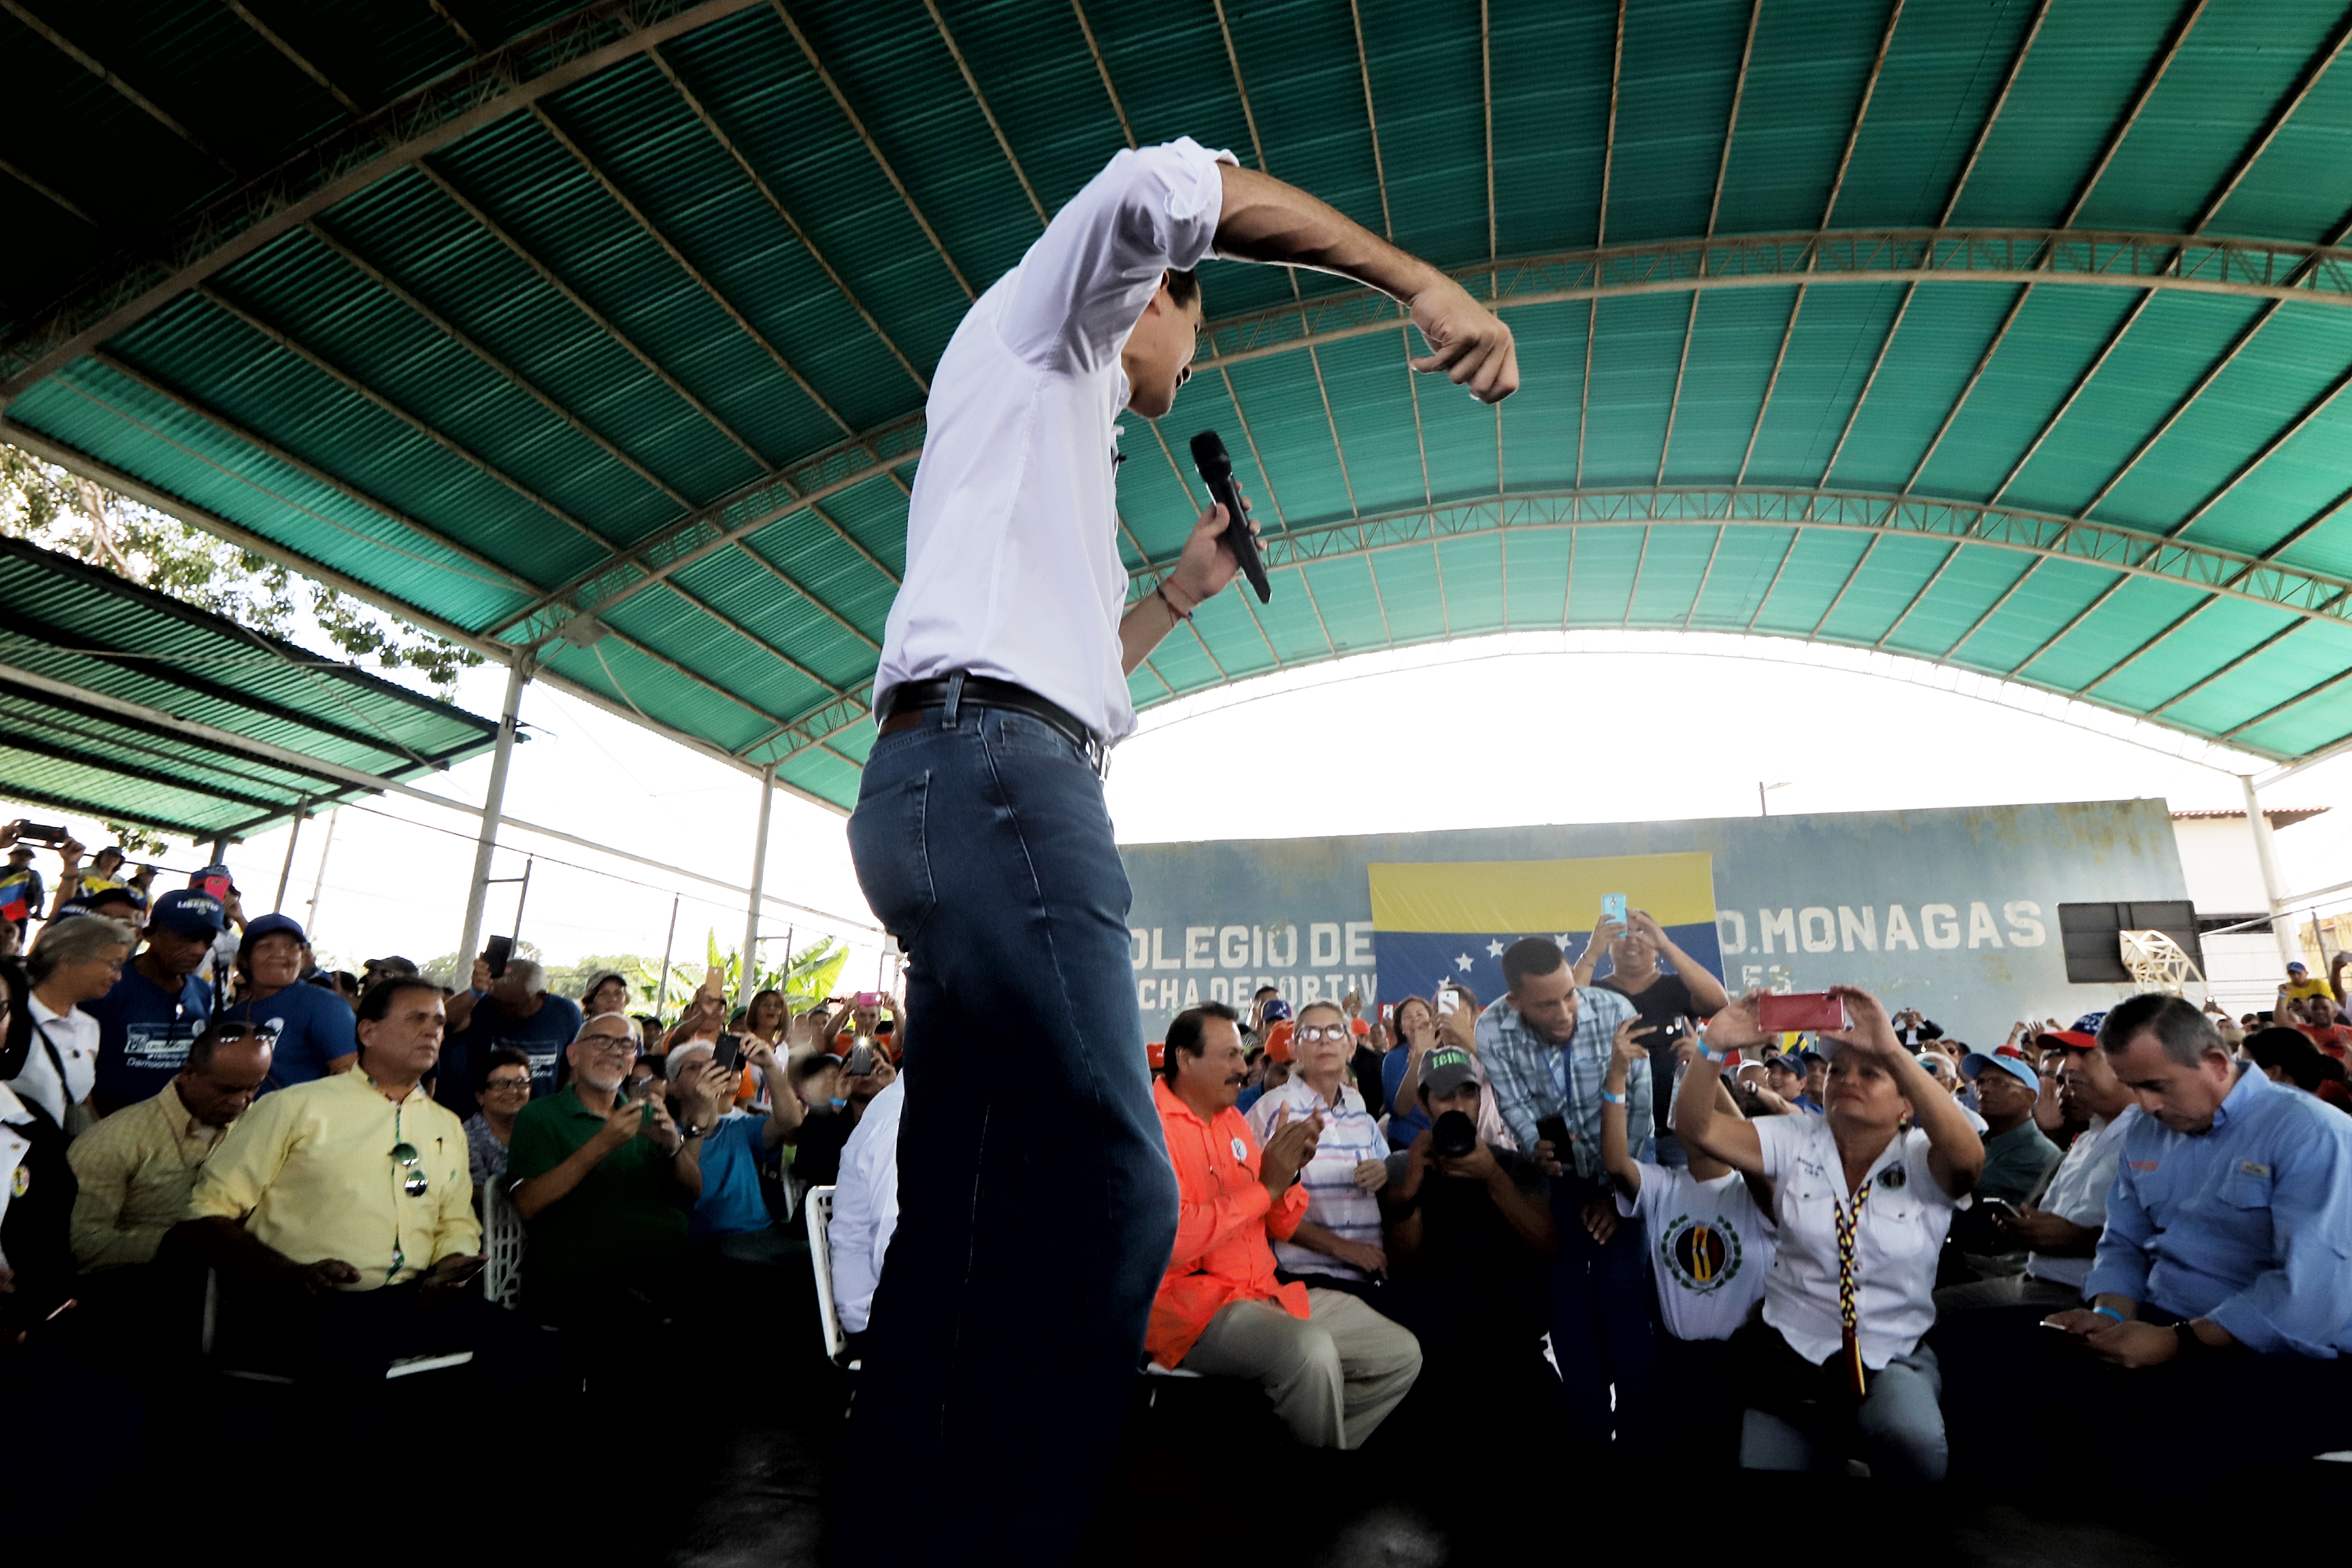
[1148,1002,1422,1449]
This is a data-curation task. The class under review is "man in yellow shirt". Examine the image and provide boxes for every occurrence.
[68,1019,273,1274]
[174,976,555,1393]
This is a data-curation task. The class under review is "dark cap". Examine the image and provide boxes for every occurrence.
[1420,1044,1479,1100]
[149,888,227,937]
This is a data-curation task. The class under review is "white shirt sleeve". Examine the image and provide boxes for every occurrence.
[1753,1112,1803,1182]
[996,137,1237,373]
[1900,1126,1966,1210]
[1615,1160,1663,1218]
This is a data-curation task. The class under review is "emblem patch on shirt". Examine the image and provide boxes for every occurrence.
[1654,1212,1745,1295]
[1877,1164,1906,1190]
[2238,1161,2269,1178]
[1230,1136,1248,1162]
[10,1164,27,1197]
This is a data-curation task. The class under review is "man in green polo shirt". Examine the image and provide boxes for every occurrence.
[508,1013,703,1327]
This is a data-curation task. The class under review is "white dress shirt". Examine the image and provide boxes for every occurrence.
[875,137,1237,745]
[830,1075,904,1336]
[2024,1109,2136,1293]
[12,994,98,1126]
[1754,1113,1967,1370]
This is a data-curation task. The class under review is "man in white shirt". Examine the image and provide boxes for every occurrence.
[842,136,1516,1566]
[829,1072,903,1353]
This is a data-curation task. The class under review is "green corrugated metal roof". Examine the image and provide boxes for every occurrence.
[5,0,2352,815]
[0,536,500,837]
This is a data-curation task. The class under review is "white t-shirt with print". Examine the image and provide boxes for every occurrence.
[1617,1163,1773,1342]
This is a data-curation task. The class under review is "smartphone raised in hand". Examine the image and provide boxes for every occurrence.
[484,934,514,981]
[1436,985,1459,1018]
[1757,991,1850,1032]
[1601,893,1628,926]
[712,1032,744,1075]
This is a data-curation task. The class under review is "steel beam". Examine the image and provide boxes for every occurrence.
[3,0,240,175]
[1820,0,1903,230]
[2191,4,2352,233]
[1941,0,2049,226]
[0,0,774,395]
[2060,0,2208,228]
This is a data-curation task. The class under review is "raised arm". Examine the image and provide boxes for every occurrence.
[1571,913,1624,986]
[1674,998,1768,1176]
[1597,1016,1650,1200]
[1825,985,1983,1200]
[1629,909,1729,1014]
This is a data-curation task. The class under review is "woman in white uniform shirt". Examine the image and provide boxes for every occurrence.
[11,915,131,1133]
[1676,985,1983,1479]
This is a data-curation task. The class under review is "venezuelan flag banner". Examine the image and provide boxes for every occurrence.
[1368,853,1720,1005]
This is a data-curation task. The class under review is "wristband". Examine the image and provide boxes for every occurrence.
[1599,1089,1626,1105]
[1696,1040,1727,1064]
[1155,582,1194,621]
[2091,1306,2126,1326]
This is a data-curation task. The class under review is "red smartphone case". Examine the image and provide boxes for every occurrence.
[1757,991,1849,1032]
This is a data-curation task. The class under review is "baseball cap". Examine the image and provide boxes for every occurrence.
[365,955,419,975]
[149,888,226,937]
[2040,1029,2098,1052]
[1263,1019,1295,1064]
[1350,1016,1370,1037]
[2288,961,2308,973]
[2071,1010,2109,1036]
[1797,1048,1827,1068]
[5,844,30,858]
[1260,998,1293,1025]
[1146,1040,1165,1070]
[1963,1046,2040,1097]
[190,863,238,894]
[241,912,307,948]
[1420,1044,1479,1100]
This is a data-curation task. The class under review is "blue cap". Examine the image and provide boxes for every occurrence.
[241,911,307,947]
[1260,998,1293,1024]
[148,888,226,937]
[1963,1047,2040,1097]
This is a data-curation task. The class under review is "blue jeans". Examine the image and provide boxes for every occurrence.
[840,697,1179,1566]
[1549,1171,1657,1447]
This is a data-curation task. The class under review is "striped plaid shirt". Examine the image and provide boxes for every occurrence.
[1245,1076,1387,1280]
[1479,988,1651,1182]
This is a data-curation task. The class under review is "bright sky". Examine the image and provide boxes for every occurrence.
[38,628,2352,987]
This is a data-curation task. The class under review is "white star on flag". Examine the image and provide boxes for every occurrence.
[1555,934,1573,949]
[1485,939,1505,958]
[1456,953,1474,972]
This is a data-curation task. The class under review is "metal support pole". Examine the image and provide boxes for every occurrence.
[304,807,338,936]
[655,893,680,1019]
[738,763,775,1014]
[205,835,230,868]
[458,656,530,970]
[2242,773,2303,972]
[511,856,534,941]
[272,801,307,912]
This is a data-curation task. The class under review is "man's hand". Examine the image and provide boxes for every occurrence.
[681,1060,733,1126]
[746,1040,783,1082]
[1436,995,1476,1053]
[56,837,83,868]
[2079,1319,2180,1370]
[1406,276,1519,403]
[1531,1138,1564,1179]
[1163,498,1260,610]
[470,956,491,993]
[1999,1206,2096,1253]
[1437,1139,1501,1184]
[1580,1192,1619,1245]
[1352,1158,1388,1194]
[1326,1238,1388,1278]
[1394,1129,1433,1199]
[597,1092,652,1152]
[286,1258,362,1294]
[1259,1108,1322,1199]
[418,1252,486,1305]
[641,1092,684,1156]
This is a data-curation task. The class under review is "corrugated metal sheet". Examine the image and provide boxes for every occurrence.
[3,0,2351,816]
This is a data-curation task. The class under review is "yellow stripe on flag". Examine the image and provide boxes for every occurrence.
[1367,853,1716,932]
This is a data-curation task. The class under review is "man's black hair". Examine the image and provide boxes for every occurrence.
[1162,1001,1240,1084]
[1501,935,1566,993]
[2098,993,2223,1067]
[356,973,442,1027]
[1166,267,1200,310]
[1254,985,1279,1000]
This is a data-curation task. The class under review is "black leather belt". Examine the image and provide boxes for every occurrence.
[880,674,1110,776]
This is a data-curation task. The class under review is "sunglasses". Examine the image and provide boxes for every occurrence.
[390,1106,429,1198]
[484,1075,531,1091]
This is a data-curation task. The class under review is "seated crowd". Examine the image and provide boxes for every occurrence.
[5,821,2350,1509]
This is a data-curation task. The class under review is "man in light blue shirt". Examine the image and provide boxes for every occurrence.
[2039,994,2352,1477]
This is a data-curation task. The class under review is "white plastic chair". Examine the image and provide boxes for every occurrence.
[804,1184,858,1370]
[481,1179,527,1311]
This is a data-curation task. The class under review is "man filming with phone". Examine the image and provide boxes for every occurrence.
[845,132,1517,1564]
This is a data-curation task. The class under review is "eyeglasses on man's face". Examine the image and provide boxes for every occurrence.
[579,1033,639,1057]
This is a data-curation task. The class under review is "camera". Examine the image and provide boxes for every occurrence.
[1431,1110,1477,1160]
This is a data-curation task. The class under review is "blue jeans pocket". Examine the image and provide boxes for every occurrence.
[848,766,936,943]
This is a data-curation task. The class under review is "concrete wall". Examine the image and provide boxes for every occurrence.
[1120,799,2189,1046]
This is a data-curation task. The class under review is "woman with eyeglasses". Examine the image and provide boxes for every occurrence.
[465,1046,533,1193]
[218,912,356,1089]
[12,914,129,1139]
[1245,1001,1395,1297]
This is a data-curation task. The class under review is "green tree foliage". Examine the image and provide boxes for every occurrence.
[0,443,483,695]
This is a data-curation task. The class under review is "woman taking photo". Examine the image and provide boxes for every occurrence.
[1384,989,1514,1152]
[218,913,355,1087]
[1675,985,1982,1480]
[744,988,789,1048]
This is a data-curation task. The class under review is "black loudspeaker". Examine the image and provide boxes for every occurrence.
[2057,901,2203,983]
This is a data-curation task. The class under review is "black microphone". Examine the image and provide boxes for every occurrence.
[1188,430,1271,605]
